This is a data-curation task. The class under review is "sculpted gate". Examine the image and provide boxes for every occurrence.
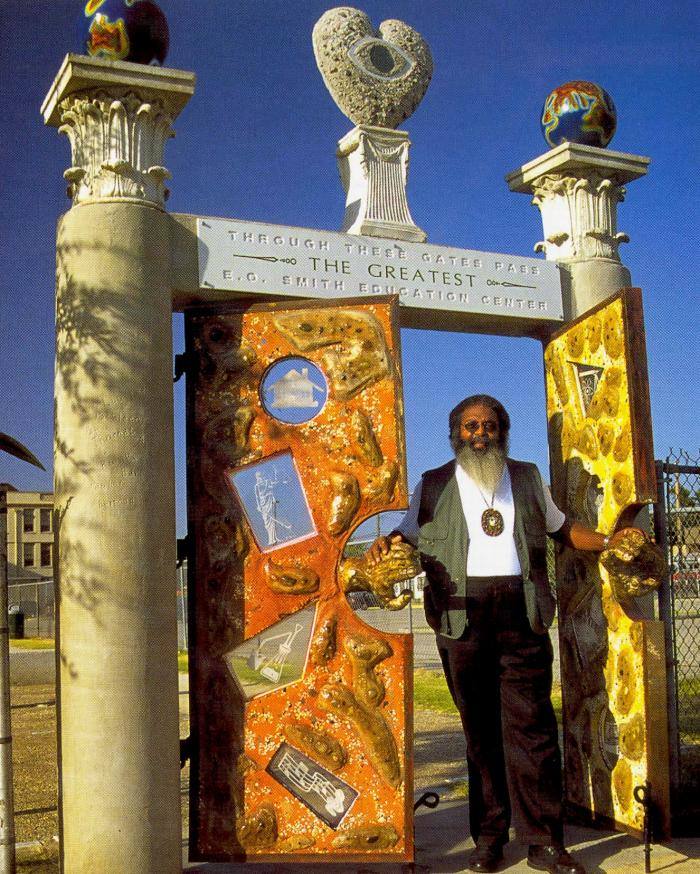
[42,5,670,872]
[186,298,415,861]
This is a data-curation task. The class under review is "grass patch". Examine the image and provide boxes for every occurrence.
[178,651,189,673]
[413,668,563,721]
[413,669,454,712]
[9,638,54,650]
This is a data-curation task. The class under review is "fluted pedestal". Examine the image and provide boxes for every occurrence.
[337,125,426,242]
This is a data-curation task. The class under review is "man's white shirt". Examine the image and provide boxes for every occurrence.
[396,463,565,577]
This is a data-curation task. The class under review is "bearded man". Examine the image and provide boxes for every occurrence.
[369,394,630,874]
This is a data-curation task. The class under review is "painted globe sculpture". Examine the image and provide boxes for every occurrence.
[540,81,617,149]
[83,0,169,65]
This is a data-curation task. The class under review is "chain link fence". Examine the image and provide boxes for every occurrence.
[653,450,700,830]
[8,578,55,639]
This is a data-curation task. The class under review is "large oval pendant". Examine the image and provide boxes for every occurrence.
[481,508,504,537]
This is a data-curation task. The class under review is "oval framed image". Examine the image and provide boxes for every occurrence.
[260,357,328,424]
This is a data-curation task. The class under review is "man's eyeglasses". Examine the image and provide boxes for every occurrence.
[461,420,499,434]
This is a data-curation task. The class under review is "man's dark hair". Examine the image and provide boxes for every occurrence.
[449,394,510,452]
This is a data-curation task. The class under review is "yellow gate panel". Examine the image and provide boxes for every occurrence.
[544,287,670,837]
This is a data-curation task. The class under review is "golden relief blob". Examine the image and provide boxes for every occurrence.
[613,429,632,463]
[587,316,602,354]
[619,713,645,761]
[201,322,257,390]
[560,414,577,460]
[566,324,586,358]
[597,422,615,456]
[601,529,665,602]
[276,835,316,852]
[273,310,391,400]
[332,824,399,850]
[264,559,320,595]
[614,648,637,716]
[612,758,633,811]
[236,753,259,776]
[629,622,643,653]
[344,633,393,708]
[365,461,399,505]
[328,471,361,535]
[550,354,570,407]
[204,515,249,567]
[612,471,633,506]
[310,615,337,666]
[236,803,278,850]
[204,406,256,462]
[603,310,625,359]
[351,409,384,467]
[339,539,420,610]
[577,424,599,459]
[587,368,622,420]
[284,724,348,772]
[318,683,401,789]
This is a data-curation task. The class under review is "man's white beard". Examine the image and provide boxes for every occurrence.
[456,442,507,493]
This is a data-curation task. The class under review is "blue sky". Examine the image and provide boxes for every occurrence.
[1,1,698,536]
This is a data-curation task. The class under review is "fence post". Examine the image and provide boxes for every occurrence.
[0,486,17,873]
[653,459,681,798]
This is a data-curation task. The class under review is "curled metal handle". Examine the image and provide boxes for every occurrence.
[413,791,440,811]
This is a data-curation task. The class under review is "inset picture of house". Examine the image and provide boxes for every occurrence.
[261,357,328,423]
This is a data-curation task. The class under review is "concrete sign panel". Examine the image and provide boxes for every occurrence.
[197,217,563,335]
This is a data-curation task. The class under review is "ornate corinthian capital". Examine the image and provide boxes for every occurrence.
[58,91,174,207]
[42,54,195,210]
[506,142,650,265]
[531,171,629,261]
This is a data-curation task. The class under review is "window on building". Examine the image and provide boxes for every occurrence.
[23,508,35,533]
[23,543,34,567]
[40,543,52,567]
[40,508,51,533]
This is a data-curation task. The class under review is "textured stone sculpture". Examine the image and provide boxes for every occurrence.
[312,7,432,128]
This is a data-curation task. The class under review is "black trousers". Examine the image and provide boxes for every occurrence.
[437,575,563,847]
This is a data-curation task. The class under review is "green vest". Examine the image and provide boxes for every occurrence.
[417,459,555,638]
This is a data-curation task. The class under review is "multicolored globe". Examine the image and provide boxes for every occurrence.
[540,81,617,149]
[83,0,169,65]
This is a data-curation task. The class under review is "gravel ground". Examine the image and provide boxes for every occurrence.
[11,675,464,871]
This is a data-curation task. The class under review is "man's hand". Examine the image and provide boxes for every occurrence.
[367,532,405,565]
[566,522,647,553]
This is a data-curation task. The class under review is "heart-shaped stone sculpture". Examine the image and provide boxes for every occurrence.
[312,6,433,129]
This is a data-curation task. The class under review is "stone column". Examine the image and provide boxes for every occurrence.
[42,55,194,874]
[506,142,650,318]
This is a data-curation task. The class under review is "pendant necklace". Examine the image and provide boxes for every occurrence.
[476,486,504,537]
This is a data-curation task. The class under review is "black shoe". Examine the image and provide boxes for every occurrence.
[467,841,504,872]
[527,844,586,874]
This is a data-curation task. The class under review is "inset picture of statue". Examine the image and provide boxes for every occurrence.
[228,452,317,550]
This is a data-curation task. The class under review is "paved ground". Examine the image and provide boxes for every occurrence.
[11,656,698,873]
[182,800,700,873]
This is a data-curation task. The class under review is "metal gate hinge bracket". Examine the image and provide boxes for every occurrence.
[176,536,189,568]
[174,353,191,383]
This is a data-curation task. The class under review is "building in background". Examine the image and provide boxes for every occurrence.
[4,486,54,580]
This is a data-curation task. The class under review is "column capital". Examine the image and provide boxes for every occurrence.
[506,143,650,263]
[41,54,195,209]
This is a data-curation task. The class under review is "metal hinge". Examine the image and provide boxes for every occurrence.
[176,536,189,568]
[173,353,191,383]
